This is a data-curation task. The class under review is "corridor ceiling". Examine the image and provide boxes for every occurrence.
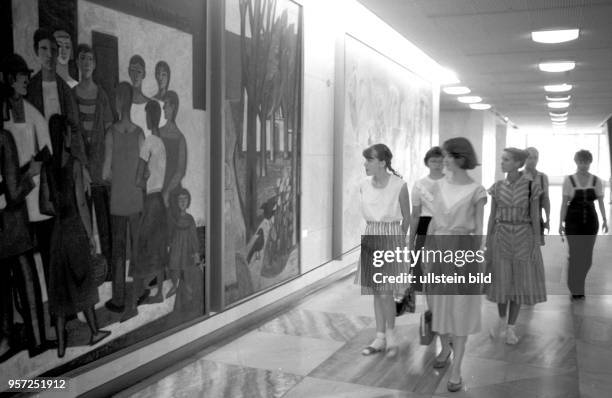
[358,0,612,132]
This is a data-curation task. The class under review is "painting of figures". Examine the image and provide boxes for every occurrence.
[342,35,434,252]
[0,0,207,388]
[223,0,302,304]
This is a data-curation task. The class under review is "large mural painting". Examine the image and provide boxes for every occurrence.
[223,0,302,304]
[0,0,207,387]
[342,35,434,252]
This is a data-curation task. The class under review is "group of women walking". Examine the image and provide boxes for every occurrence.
[356,138,607,392]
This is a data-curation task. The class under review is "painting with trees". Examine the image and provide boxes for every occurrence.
[224,0,302,304]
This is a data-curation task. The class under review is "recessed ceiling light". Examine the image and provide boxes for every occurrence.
[532,29,579,44]
[538,61,576,72]
[458,96,482,104]
[551,116,568,122]
[549,111,568,117]
[544,84,572,92]
[546,95,571,101]
[548,102,570,109]
[552,122,567,127]
[443,86,471,95]
[469,103,491,110]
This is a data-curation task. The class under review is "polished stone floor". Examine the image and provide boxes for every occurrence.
[118,230,612,398]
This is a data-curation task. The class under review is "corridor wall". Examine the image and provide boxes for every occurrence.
[1,0,441,394]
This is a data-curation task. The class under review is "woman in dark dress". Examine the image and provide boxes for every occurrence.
[559,149,608,300]
[47,115,110,357]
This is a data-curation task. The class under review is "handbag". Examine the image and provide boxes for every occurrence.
[419,310,434,345]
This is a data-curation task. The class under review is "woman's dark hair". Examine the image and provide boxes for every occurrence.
[574,149,593,163]
[362,143,402,178]
[442,137,479,170]
[504,147,528,168]
[424,146,443,166]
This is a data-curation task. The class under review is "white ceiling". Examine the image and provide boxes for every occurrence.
[357,0,612,132]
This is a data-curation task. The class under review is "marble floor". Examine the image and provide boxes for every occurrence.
[117,229,612,398]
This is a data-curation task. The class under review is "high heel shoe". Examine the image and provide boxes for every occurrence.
[89,330,111,346]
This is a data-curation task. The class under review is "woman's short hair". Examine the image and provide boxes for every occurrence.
[442,137,479,170]
[423,146,443,166]
[574,149,593,163]
[504,147,529,168]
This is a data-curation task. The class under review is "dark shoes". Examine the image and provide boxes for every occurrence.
[571,295,585,301]
[89,330,111,346]
[433,350,452,368]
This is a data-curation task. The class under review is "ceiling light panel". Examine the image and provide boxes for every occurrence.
[546,95,571,102]
[469,103,491,110]
[548,102,570,109]
[544,84,572,93]
[457,96,482,104]
[549,111,568,117]
[532,29,579,44]
[443,86,471,95]
[538,61,575,72]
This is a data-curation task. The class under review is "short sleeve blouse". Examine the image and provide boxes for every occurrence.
[360,174,406,222]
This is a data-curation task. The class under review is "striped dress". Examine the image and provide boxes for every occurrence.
[355,174,409,294]
[486,173,547,305]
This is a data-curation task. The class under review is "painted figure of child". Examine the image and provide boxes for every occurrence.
[166,188,200,298]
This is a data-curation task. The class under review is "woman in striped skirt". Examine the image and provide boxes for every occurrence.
[357,143,410,358]
[486,148,547,345]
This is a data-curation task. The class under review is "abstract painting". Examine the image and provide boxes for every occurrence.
[342,35,434,252]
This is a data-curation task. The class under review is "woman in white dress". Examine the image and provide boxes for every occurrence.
[424,137,487,392]
[357,143,410,358]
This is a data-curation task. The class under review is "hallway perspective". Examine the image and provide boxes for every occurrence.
[118,231,612,398]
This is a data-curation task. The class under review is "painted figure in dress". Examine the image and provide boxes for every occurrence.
[74,44,114,262]
[47,114,110,358]
[167,188,200,299]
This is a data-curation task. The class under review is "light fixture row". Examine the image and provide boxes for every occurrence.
[532,29,580,128]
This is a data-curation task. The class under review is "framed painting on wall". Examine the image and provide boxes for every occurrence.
[0,0,208,389]
[337,34,434,253]
[222,0,303,305]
